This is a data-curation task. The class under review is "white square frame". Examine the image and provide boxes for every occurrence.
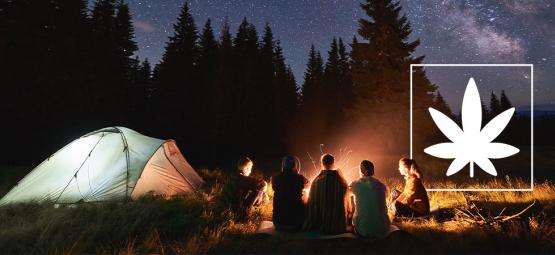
[410,64,534,192]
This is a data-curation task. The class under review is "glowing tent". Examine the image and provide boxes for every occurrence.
[0,127,204,204]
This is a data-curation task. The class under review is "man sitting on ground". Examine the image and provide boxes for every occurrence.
[272,155,310,232]
[303,154,350,234]
[220,157,267,221]
[350,160,391,238]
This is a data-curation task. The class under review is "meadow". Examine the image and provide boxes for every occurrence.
[0,168,554,254]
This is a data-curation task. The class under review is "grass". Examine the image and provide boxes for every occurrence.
[0,168,554,254]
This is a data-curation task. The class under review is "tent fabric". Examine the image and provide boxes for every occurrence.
[163,140,204,190]
[0,127,204,205]
[131,140,204,198]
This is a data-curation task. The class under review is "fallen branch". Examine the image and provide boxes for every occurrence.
[496,200,536,222]
[454,200,537,226]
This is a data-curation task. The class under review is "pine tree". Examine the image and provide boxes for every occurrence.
[301,45,324,106]
[91,0,116,36]
[137,58,152,97]
[90,0,119,124]
[129,58,152,129]
[89,0,139,126]
[260,23,279,152]
[260,23,276,75]
[325,38,340,79]
[153,1,199,139]
[433,92,453,118]
[350,0,437,153]
[500,90,513,111]
[197,18,219,160]
[231,18,263,156]
[481,99,490,123]
[211,18,236,164]
[490,91,502,118]
[199,19,218,72]
[337,38,355,118]
[198,18,219,107]
[286,66,299,108]
[155,2,198,85]
[322,38,341,132]
[273,42,299,145]
[295,45,326,154]
[114,1,138,76]
[114,1,138,125]
[431,92,455,143]
[219,19,233,58]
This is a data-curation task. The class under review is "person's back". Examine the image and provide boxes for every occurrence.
[272,169,308,231]
[304,154,349,234]
[351,176,390,238]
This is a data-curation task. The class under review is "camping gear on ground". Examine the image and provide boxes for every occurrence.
[0,127,204,205]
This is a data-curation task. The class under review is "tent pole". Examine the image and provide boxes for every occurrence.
[114,127,131,201]
[53,133,105,203]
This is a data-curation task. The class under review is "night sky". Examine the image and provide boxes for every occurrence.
[124,0,554,110]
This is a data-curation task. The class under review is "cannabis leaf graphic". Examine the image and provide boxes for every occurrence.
[424,78,520,177]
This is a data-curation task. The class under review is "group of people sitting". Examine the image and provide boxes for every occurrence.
[220,154,430,239]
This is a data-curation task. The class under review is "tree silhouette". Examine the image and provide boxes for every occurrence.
[337,38,355,118]
[153,2,200,150]
[197,19,220,160]
[500,90,513,111]
[273,41,299,152]
[350,0,437,153]
[433,92,453,118]
[489,91,502,120]
[301,45,325,107]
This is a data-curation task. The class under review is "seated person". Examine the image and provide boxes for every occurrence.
[350,160,391,238]
[220,157,267,221]
[303,154,350,234]
[389,158,430,217]
[272,155,310,232]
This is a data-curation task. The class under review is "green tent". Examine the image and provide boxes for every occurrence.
[0,127,204,204]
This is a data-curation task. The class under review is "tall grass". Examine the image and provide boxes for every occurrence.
[0,169,553,254]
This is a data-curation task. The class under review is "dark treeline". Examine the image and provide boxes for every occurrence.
[1,0,549,174]
[0,0,300,170]
[1,0,140,164]
[147,5,299,169]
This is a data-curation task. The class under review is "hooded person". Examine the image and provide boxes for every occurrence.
[303,154,350,234]
[272,155,310,232]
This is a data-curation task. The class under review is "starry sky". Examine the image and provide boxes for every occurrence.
[124,0,555,110]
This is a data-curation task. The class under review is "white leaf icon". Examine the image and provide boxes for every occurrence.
[424,78,520,177]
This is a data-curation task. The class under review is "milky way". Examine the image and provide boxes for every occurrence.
[125,0,554,109]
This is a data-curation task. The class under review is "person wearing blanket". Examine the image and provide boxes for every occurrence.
[349,160,391,238]
[272,155,310,232]
[303,154,351,234]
